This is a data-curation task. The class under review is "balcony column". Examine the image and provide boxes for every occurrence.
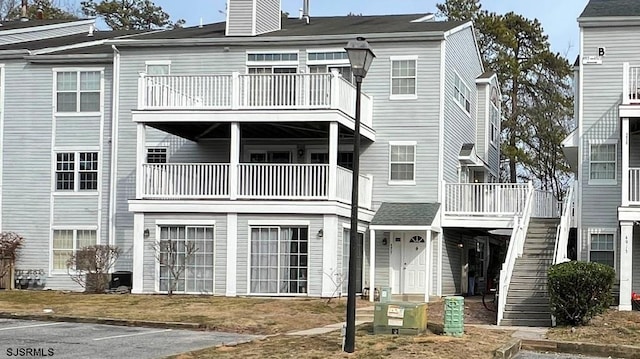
[131,212,144,294]
[135,123,146,199]
[424,230,432,303]
[368,228,375,302]
[620,221,634,311]
[623,117,630,206]
[230,122,240,200]
[328,121,338,200]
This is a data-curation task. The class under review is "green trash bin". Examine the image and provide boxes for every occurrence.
[443,296,464,337]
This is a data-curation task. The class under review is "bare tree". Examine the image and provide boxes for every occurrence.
[152,240,198,295]
[3,0,80,20]
[66,245,121,293]
[0,232,23,289]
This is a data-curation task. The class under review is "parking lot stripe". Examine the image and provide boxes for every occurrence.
[92,329,172,341]
[0,322,63,331]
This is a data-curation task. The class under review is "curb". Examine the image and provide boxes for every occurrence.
[493,339,522,359]
[521,339,640,359]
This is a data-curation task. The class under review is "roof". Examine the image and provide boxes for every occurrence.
[0,30,143,52]
[579,0,640,17]
[132,15,466,40]
[371,203,440,226]
[0,19,80,31]
[573,56,580,67]
[459,143,474,157]
[477,71,494,79]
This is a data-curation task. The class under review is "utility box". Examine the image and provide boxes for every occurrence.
[379,287,392,303]
[373,301,428,335]
[443,296,464,337]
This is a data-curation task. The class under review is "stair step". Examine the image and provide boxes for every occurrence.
[506,289,549,296]
[505,297,550,305]
[500,318,552,327]
[504,303,550,312]
[508,283,548,291]
[503,311,551,320]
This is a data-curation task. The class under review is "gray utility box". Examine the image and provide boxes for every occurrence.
[373,301,428,335]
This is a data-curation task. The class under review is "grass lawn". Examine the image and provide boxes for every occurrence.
[0,290,357,335]
[548,308,640,346]
[171,324,514,359]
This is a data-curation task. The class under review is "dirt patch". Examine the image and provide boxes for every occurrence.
[548,309,640,346]
[427,296,497,325]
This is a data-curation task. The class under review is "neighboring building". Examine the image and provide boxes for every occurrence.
[565,0,640,312]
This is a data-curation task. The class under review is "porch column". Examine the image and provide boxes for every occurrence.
[622,117,630,206]
[135,123,146,199]
[229,122,240,200]
[131,212,144,294]
[437,231,443,297]
[369,228,376,302]
[620,221,634,311]
[226,213,237,296]
[328,122,338,200]
[424,230,432,303]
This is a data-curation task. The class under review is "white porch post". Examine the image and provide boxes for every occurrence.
[321,215,338,297]
[620,221,634,311]
[132,212,144,294]
[425,230,432,303]
[437,231,443,297]
[230,122,240,200]
[135,123,146,199]
[226,213,238,296]
[328,122,338,200]
[622,117,630,206]
[369,228,376,302]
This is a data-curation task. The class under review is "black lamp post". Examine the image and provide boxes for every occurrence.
[343,36,375,354]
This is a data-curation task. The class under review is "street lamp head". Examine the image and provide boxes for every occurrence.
[345,37,376,80]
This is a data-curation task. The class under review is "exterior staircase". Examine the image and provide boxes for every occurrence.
[501,217,559,327]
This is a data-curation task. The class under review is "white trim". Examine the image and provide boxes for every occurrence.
[622,118,630,206]
[0,19,95,37]
[388,141,417,184]
[52,149,100,193]
[54,112,102,118]
[226,213,238,296]
[619,222,633,311]
[453,70,472,117]
[52,192,99,197]
[443,21,473,38]
[155,219,216,226]
[153,219,160,293]
[369,225,432,231]
[389,55,418,100]
[144,60,172,66]
[51,225,98,231]
[109,45,120,248]
[53,145,100,152]
[32,40,107,56]
[97,70,105,247]
[587,227,617,269]
[438,40,446,206]
[577,27,584,261]
[0,64,4,232]
[369,228,376,302]
[247,220,310,226]
[49,63,56,276]
[587,139,617,185]
[52,67,104,114]
[412,14,436,22]
[245,49,299,66]
[305,48,349,66]
[436,232,443,297]
[424,230,432,302]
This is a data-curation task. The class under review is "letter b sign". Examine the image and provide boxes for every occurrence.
[598,47,606,57]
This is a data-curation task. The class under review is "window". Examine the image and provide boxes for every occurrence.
[389,143,416,183]
[52,229,97,271]
[158,225,215,293]
[146,62,170,75]
[308,51,348,62]
[56,71,101,112]
[341,229,363,294]
[390,58,417,98]
[589,142,617,184]
[55,152,98,191]
[249,151,291,163]
[309,65,353,84]
[453,73,471,113]
[589,231,615,268]
[250,226,308,294]
[338,152,354,170]
[490,87,500,147]
[309,152,328,164]
[247,53,298,62]
[147,147,167,164]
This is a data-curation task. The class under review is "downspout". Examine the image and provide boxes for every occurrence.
[109,45,120,249]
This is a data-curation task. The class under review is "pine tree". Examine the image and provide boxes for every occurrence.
[81,0,184,30]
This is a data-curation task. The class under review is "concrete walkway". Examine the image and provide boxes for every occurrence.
[286,306,375,336]
[467,324,549,340]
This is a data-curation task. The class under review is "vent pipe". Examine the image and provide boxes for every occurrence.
[20,0,28,21]
[302,0,310,24]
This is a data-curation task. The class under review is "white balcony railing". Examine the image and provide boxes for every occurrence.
[443,183,530,216]
[623,63,640,105]
[138,72,374,128]
[140,163,372,209]
[629,168,640,204]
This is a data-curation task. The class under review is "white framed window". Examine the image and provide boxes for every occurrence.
[55,70,102,113]
[249,226,308,294]
[589,141,617,185]
[55,151,99,192]
[146,147,167,164]
[489,87,500,147]
[52,229,97,271]
[145,60,171,75]
[157,225,215,293]
[389,141,416,184]
[453,72,471,113]
[588,229,616,268]
[390,56,417,99]
[247,52,299,64]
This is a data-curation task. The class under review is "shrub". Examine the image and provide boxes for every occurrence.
[66,245,121,293]
[548,261,615,326]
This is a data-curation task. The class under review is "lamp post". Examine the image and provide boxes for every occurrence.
[344,37,375,354]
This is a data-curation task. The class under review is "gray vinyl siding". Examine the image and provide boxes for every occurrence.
[476,84,488,160]
[56,116,100,145]
[374,230,390,289]
[226,0,255,36]
[442,27,483,184]
[431,232,439,295]
[442,229,463,296]
[52,196,100,224]
[579,25,631,261]
[141,213,227,294]
[0,22,91,45]
[486,77,500,175]
[255,0,280,35]
[359,40,442,208]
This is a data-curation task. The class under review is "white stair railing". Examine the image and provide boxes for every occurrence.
[553,184,575,265]
[497,181,535,326]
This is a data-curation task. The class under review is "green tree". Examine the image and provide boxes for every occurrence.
[437,0,574,197]
[6,0,79,20]
[81,0,184,30]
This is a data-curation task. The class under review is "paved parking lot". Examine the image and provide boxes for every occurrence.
[515,350,618,359]
[0,319,260,359]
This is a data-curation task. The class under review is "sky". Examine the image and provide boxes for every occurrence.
[77,0,589,60]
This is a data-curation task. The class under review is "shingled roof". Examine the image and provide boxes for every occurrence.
[371,203,440,226]
[0,30,143,52]
[0,19,82,31]
[580,0,640,17]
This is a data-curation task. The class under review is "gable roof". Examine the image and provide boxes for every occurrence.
[0,30,141,52]
[0,19,80,31]
[580,0,640,18]
[371,202,440,226]
[127,15,465,41]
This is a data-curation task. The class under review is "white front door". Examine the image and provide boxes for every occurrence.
[403,232,427,294]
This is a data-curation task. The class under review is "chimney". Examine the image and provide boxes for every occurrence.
[36,8,44,20]
[302,0,310,23]
[20,0,28,21]
[225,0,281,36]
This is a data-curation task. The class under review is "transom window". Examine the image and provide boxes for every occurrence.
[158,225,215,293]
[389,143,416,183]
[308,51,348,62]
[250,226,308,294]
[146,64,170,75]
[55,152,98,191]
[391,58,417,97]
[147,147,167,164]
[409,236,425,243]
[589,142,617,183]
[454,73,471,113]
[56,70,101,112]
[247,53,298,62]
[52,229,97,270]
[589,232,615,268]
